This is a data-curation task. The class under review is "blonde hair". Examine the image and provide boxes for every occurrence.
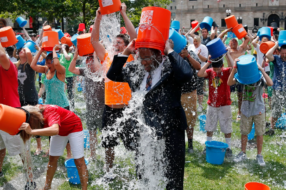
[20,106,44,143]
[193,35,201,43]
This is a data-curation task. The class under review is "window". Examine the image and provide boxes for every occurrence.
[207,5,209,8]
[221,19,226,27]
[170,6,172,10]
[254,18,259,26]
[256,3,258,6]
[190,19,195,28]
[172,0,175,2]
[189,0,197,1]
[175,6,176,9]
[223,4,225,8]
[238,19,243,24]
[239,4,241,7]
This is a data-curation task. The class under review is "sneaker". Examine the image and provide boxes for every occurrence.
[25,181,37,190]
[103,172,116,182]
[202,147,206,154]
[0,171,3,178]
[265,128,275,136]
[234,152,247,163]
[197,105,203,112]
[188,147,194,154]
[225,148,233,158]
[256,155,266,166]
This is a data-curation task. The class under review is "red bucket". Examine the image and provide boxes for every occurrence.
[260,41,275,54]
[232,24,247,39]
[0,27,18,48]
[268,27,273,36]
[98,0,121,15]
[135,7,171,53]
[78,23,85,32]
[89,25,93,33]
[225,15,238,29]
[245,182,270,190]
[191,21,200,32]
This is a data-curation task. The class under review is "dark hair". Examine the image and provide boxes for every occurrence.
[65,45,70,53]
[116,34,129,46]
[6,46,14,52]
[46,53,53,60]
[0,18,7,27]
[211,56,224,68]
[281,45,286,50]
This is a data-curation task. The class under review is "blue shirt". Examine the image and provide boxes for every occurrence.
[37,59,45,77]
[273,55,286,91]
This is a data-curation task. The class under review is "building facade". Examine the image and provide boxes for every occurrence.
[168,0,286,30]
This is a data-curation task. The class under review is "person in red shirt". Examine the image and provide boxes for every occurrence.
[197,50,234,157]
[19,105,88,190]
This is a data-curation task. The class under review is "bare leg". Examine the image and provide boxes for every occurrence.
[105,147,114,172]
[74,157,88,190]
[257,135,263,155]
[241,135,248,153]
[0,148,6,172]
[271,117,278,130]
[186,127,194,139]
[237,92,243,116]
[35,137,42,155]
[66,143,72,160]
[207,131,213,138]
[44,156,60,190]
[89,130,97,160]
[224,133,231,138]
[198,95,204,108]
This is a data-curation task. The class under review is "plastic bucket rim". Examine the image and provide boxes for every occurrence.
[234,72,262,85]
[205,140,229,149]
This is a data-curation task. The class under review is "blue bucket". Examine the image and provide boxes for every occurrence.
[38,98,43,105]
[276,113,286,129]
[258,27,271,41]
[205,141,228,165]
[16,35,26,50]
[169,28,187,53]
[55,29,64,40]
[278,31,286,47]
[77,82,83,92]
[235,55,262,85]
[198,114,206,132]
[23,40,37,53]
[171,20,180,32]
[65,158,89,184]
[16,17,27,28]
[200,16,213,32]
[71,34,79,47]
[83,130,90,149]
[247,123,255,140]
[206,38,227,59]
[227,32,236,38]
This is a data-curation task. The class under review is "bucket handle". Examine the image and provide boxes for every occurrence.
[210,53,227,63]
[139,23,166,43]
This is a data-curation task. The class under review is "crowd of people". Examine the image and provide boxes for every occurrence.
[0,4,285,190]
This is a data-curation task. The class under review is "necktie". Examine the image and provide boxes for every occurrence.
[146,72,152,91]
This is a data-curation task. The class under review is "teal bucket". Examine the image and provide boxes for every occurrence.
[227,32,236,38]
[83,130,90,149]
[23,40,37,53]
[171,20,180,32]
[205,141,228,165]
[248,123,255,140]
[16,17,27,27]
[235,55,262,85]
[55,29,64,40]
[200,16,213,31]
[198,114,206,132]
[258,27,271,41]
[16,35,26,50]
[71,34,79,47]
[65,158,89,184]
[169,28,187,53]
[276,113,286,129]
[206,38,227,59]
[278,31,286,47]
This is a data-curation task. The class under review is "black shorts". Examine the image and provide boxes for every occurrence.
[101,105,138,150]
[230,84,243,93]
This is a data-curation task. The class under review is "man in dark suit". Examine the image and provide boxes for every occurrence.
[107,39,193,190]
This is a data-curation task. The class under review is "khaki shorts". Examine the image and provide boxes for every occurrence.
[181,90,197,128]
[0,131,23,156]
[240,113,265,136]
[205,105,232,134]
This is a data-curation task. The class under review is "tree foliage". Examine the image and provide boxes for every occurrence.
[0,0,171,31]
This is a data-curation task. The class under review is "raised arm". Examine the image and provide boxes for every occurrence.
[225,49,234,68]
[257,63,273,86]
[62,44,71,61]
[91,8,106,62]
[197,59,211,78]
[210,26,217,40]
[239,35,250,52]
[218,28,232,40]
[68,48,80,75]
[20,123,59,136]
[266,41,278,62]
[53,45,66,74]
[227,59,238,86]
[23,47,33,65]
[187,24,200,38]
[0,42,10,70]
[252,36,259,48]
[23,27,32,41]
[31,50,47,73]
[120,3,137,41]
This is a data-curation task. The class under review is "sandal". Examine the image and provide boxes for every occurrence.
[34,149,43,156]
